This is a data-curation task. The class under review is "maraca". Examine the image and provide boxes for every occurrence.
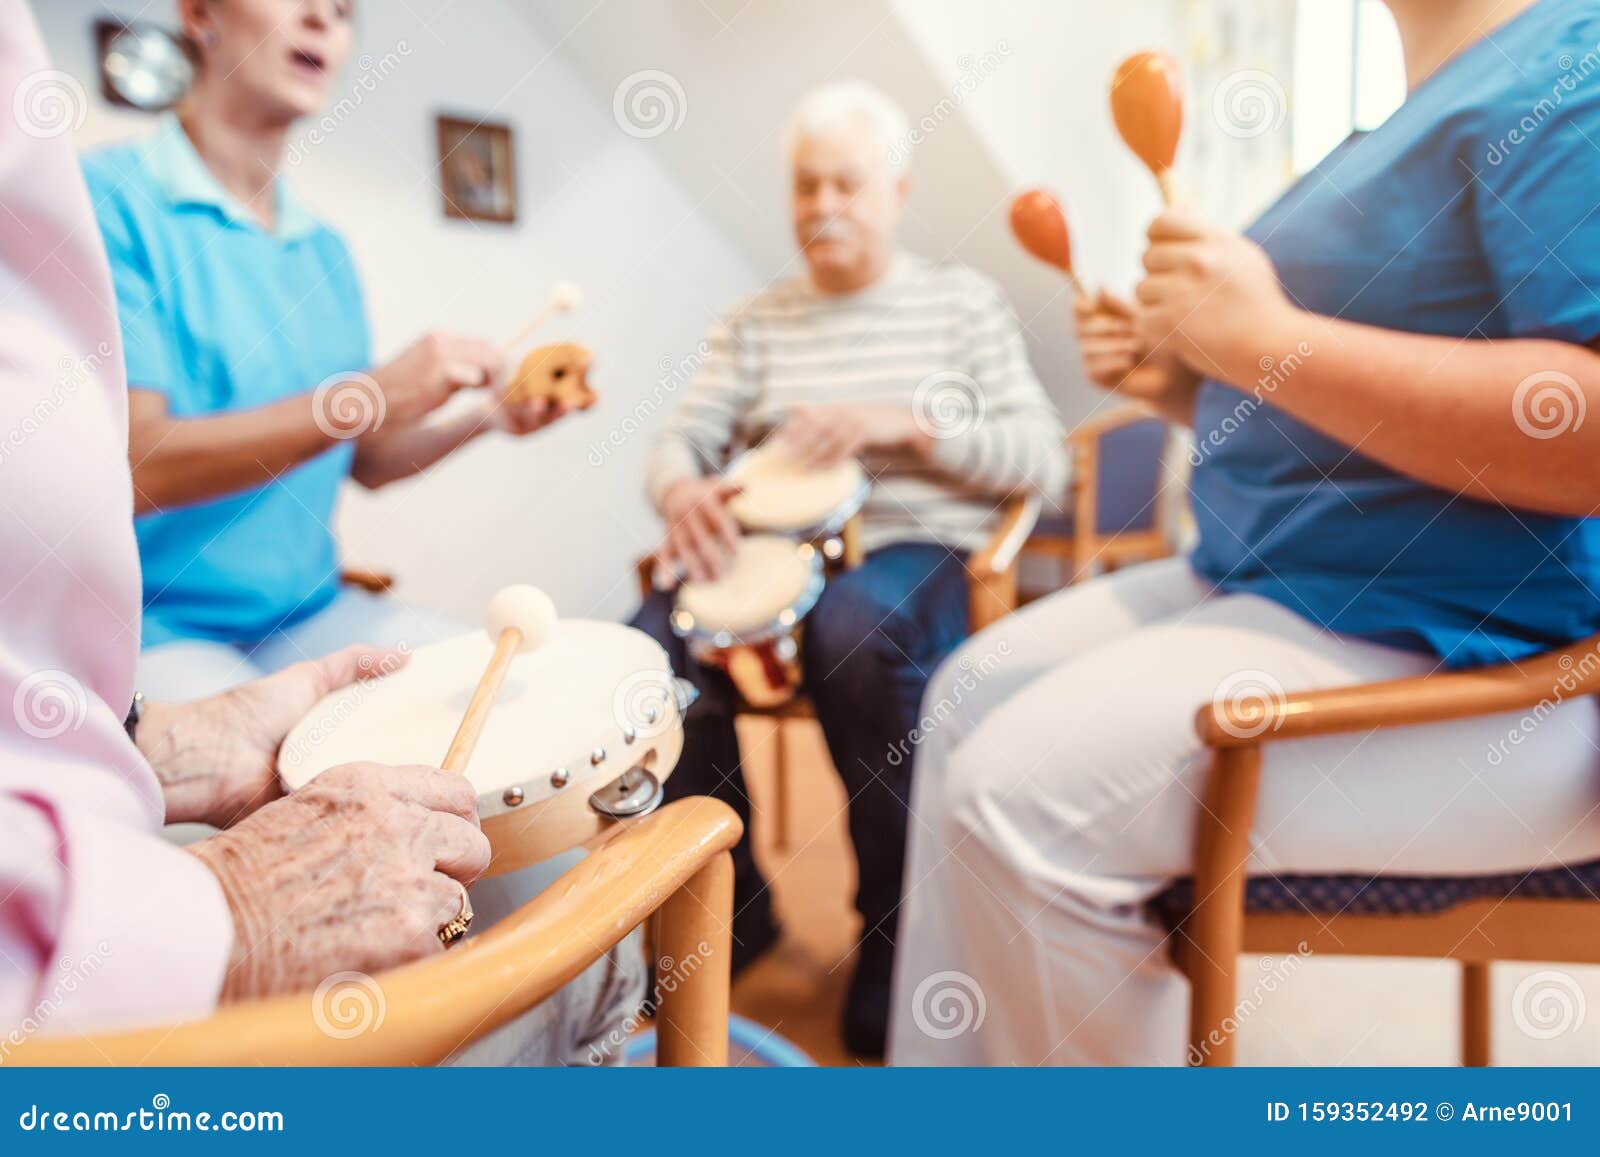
[1110,51,1184,204]
[1009,188,1087,299]
[441,584,558,773]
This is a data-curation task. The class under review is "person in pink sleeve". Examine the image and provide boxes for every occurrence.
[0,3,636,1064]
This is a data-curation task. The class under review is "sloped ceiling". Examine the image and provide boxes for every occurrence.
[516,0,1095,416]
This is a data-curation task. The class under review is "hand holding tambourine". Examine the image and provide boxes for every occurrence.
[278,585,691,877]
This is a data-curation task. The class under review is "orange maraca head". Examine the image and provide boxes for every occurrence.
[1009,189,1073,274]
[1110,51,1184,179]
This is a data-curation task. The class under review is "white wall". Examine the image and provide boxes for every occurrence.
[37,0,761,624]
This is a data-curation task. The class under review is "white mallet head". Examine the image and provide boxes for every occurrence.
[549,280,583,312]
[486,584,558,652]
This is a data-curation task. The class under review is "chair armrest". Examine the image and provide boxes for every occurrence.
[966,495,1040,633]
[1065,402,1157,454]
[1196,633,1600,749]
[970,494,1042,579]
[341,566,395,594]
[9,797,742,1066]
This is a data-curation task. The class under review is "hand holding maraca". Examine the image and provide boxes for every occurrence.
[1134,209,1300,384]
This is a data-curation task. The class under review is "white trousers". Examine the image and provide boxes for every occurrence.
[888,558,1600,1065]
[137,589,465,701]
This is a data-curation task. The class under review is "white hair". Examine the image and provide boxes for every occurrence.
[783,80,912,174]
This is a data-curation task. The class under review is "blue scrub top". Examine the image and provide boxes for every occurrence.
[82,116,370,649]
[1190,0,1600,667]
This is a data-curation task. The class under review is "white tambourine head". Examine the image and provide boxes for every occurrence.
[277,621,680,814]
[726,445,866,532]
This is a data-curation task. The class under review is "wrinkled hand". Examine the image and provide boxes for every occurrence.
[657,476,742,587]
[190,763,490,1001]
[1073,288,1200,405]
[368,332,506,428]
[1134,210,1300,380]
[775,404,930,469]
[141,644,408,829]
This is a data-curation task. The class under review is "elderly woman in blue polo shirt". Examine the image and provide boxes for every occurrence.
[892,0,1600,1064]
[83,0,569,702]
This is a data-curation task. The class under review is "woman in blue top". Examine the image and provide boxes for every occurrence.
[83,0,573,702]
[892,0,1600,1064]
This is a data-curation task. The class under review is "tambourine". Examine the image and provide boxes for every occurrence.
[278,609,692,877]
[672,535,823,708]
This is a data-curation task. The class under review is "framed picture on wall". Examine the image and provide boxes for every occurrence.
[436,115,517,224]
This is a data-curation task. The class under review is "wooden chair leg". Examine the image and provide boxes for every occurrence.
[1186,744,1262,1066]
[771,718,791,853]
[656,851,734,1067]
[842,515,865,569]
[1461,961,1492,1067]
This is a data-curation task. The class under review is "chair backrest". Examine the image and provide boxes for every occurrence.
[1093,418,1169,534]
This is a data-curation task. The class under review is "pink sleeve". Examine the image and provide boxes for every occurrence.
[0,794,233,1045]
[0,3,233,1042]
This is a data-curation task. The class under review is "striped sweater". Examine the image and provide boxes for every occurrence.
[644,253,1068,553]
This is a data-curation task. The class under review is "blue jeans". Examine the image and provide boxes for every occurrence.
[632,543,971,956]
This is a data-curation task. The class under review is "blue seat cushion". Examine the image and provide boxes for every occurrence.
[1043,418,1168,536]
[1151,859,1600,929]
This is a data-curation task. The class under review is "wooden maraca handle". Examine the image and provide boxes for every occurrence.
[442,627,523,773]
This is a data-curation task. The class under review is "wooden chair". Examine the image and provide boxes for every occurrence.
[640,495,1039,851]
[340,566,395,594]
[1022,405,1176,588]
[1166,636,1600,1066]
[9,797,741,1066]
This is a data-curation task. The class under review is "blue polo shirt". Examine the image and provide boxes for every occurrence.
[1190,0,1600,667]
[82,117,370,648]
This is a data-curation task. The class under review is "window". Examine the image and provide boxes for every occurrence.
[1291,0,1406,173]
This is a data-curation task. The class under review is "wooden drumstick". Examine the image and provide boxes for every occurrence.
[1010,188,1088,300]
[1110,51,1185,206]
[502,281,584,359]
[441,585,557,774]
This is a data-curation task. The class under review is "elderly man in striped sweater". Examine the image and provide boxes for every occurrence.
[633,80,1067,1056]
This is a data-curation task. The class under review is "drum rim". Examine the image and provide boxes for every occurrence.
[672,551,826,650]
[724,446,871,539]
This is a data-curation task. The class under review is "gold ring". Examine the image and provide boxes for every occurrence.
[437,886,474,948]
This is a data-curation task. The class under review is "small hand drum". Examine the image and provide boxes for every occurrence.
[278,619,691,876]
[726,444,870,558]
[672,535,824,708]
